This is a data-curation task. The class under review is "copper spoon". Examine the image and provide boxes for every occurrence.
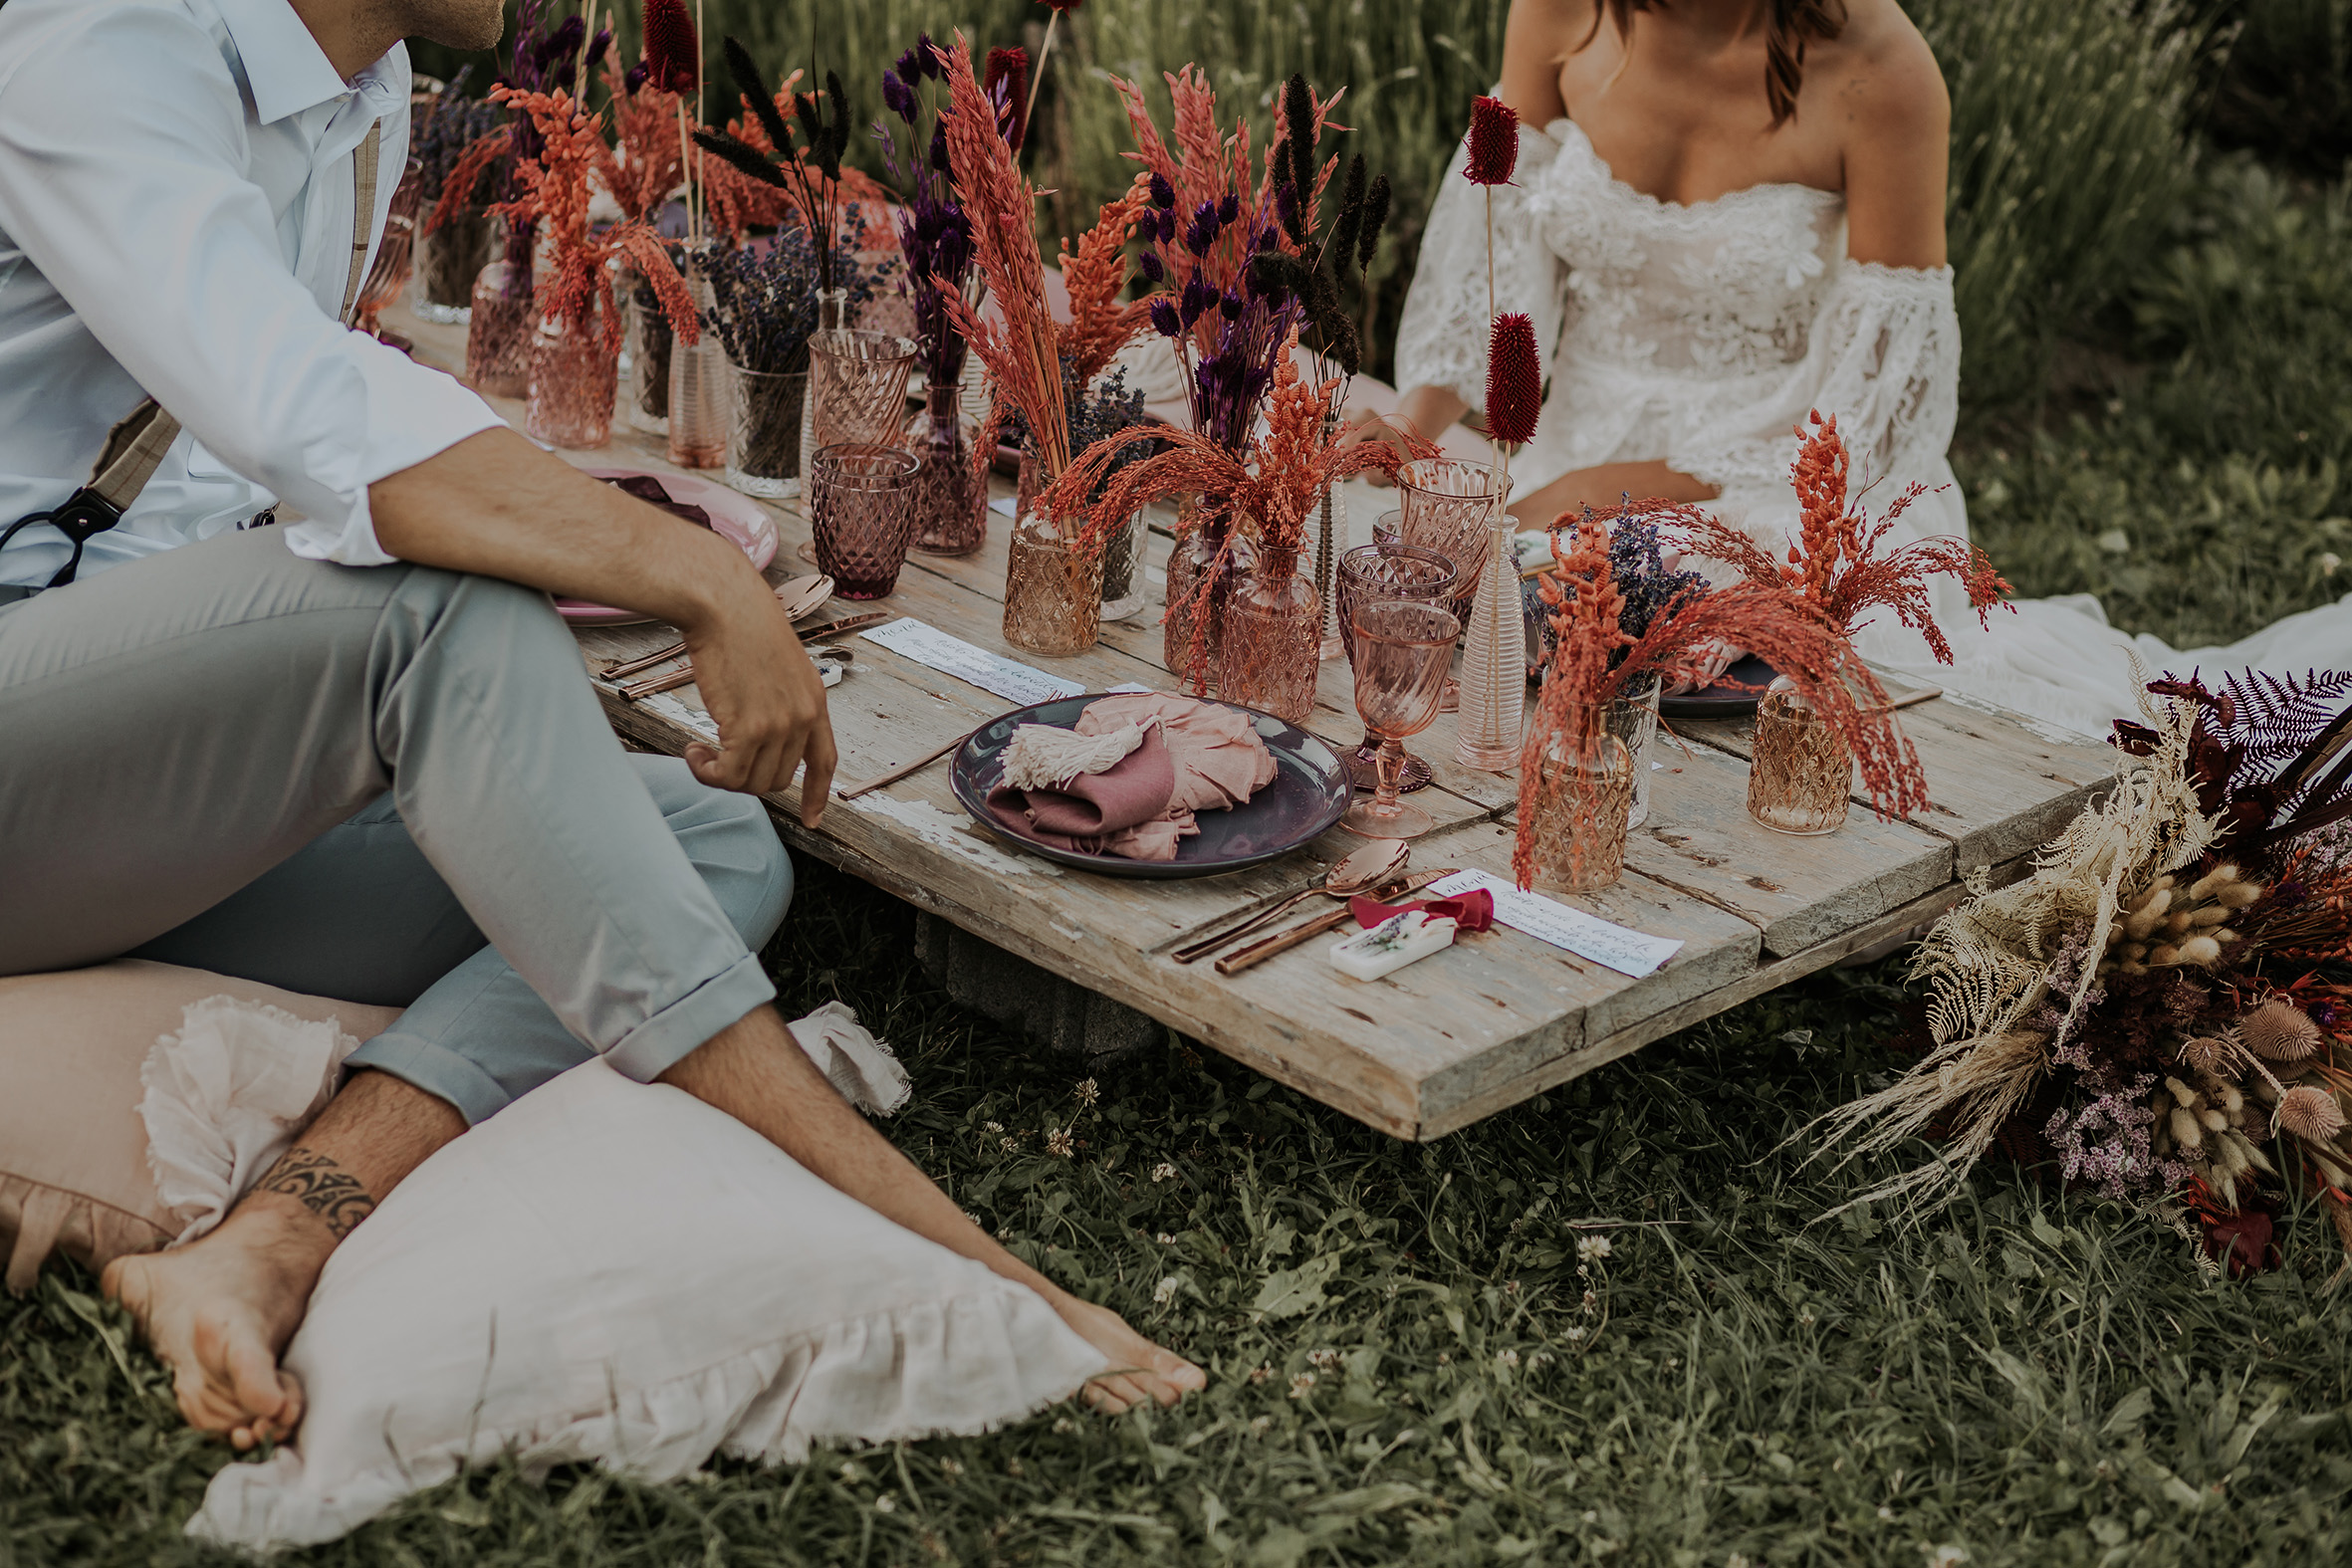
[1169,837,1410,965]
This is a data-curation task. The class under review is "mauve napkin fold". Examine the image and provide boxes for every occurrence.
[986,695,1279,862]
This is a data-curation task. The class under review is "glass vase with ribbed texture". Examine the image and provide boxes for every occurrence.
[524,301,617,450]
[1221,543,1320,724]
[1748,681,1853,835]
[725,367,807,500]
[1097,506,1149,621]
[909,383,986,556]
[666,251,728,469]
[415,208,492,323]
[808,328,917,477]
[798,288,850,485]
[810,443,922,599]
[1004,521,1102,657]
[624,287,672,435]
[1523,704,1633,893]
[464,259,534,398]
[1310,409,1347,660]
[1455,511,1527,772]
[1163,497,1254,696]
[352,159,421,340]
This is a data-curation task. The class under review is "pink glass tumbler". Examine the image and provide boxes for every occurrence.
[810,443,922,599]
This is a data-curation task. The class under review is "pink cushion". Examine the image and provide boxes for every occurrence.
[0,961,400,1290]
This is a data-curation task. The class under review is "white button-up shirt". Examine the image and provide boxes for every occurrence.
[0,0,504,587]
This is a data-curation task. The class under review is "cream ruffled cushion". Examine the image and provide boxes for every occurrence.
[0,961,398,1292]
[189,1057,1109,1551]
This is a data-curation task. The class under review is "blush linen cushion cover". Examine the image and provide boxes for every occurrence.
[0,961,399,1292]
[189,1058,1111,1551]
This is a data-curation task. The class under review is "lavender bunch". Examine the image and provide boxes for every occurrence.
[489,2,610,297]
[1524,504,1712,679]
[1065,365,1156,501]
[413,67,505,207]
[701,215,881,375]
[1137,176,1302,456]
[876,36,979,389]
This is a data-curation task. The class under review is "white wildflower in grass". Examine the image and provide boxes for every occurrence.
[1928,1547,1967,1568]
[1728,1556,1753,1568]
[938,1458,964,1476]
[1000,1137,1020,1153]
[1153,1276,1180,1305]
[1005,1457,1024,1477]
[1798,1307,1818,1328]
[874,1494,896,1514]
[1497,1348,1520,1370]
[1437,1352,1451,1365]
[1156,1232,1177,1244]
[1289,1372,1316,1400]
[838,1460,865,1483]
[1053,1416,1075,1434]
[1529,1351,1554,1370]
[1046,1127,1075,1158]
[1504,1278,1520,1293]
[1565,1325,1587,1343]
[1073,1077,1099,1105]
[1878,1505,1895,1521]
[1306,1348,1341,1370]
[1151,1161,1178,1183]
[1576,1234,1613,1262]
[984,1121,1004,1134]
[1248,1364,1272,1385]
[1248,1416,1272,1437]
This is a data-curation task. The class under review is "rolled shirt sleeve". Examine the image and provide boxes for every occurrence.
[0,5,503,568]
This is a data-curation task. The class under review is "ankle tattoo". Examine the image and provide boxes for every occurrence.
[255,1148,375,1239]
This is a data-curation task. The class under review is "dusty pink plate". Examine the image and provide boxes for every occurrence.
[556,468,780,626]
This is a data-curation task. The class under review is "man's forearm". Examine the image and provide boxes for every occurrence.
[368,427,763,628]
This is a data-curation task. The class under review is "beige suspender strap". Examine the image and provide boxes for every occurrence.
[85,120,383,513]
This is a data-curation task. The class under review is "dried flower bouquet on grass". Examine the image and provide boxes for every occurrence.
[1813,667,2352,1274]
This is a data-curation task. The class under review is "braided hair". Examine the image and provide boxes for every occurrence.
[1583,0,1848,127]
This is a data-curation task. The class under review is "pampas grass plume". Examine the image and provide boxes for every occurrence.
[1465,95,1518,185]
[1485,312,1540,447]
[2242,999,2322,1061]
[642,0,699,94]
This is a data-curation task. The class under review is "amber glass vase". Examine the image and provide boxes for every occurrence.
[909,383,986,556]
[464,260,534,398]
[1748,681,1853,835]
[1163,498,1254,695]
[1522,703,1634,892]
[1221,544,1321,724]
[1004,521,1102,657]
[666,251,728,469]
[523,303,617,449]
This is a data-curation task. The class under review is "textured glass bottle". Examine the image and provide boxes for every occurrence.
[523,301,617,450]
[1163,497,1254,696]
[1220,543,1321,723]
[797,287,850,486]
[666,248,728,469]
[1522,703,1634,892]
[908,382,987,556]
[1748,680,1853,834]
[463,259,534,398]
[415,208,493,324]
[1003,521,1103,657]
[624,284,673,435]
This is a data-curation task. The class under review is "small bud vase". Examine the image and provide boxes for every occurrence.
[415,207,492,324]
[1609,674,1662,830]
[1522,702,1633,893]
[1163,497,1254,696]
[666,249,728,469]
[726,366,809,499]
[523,301,617,450]
[1221,543,1320,724]
[1004,520,1102,657]
[1310,409,1347,660]
[909,382,987,556]
[1456,509,1527,772]
[464,259,534,398]
[1748,678,1853,835]
[625,284,673,435]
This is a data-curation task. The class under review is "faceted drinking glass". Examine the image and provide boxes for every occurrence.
[810,443,922,599]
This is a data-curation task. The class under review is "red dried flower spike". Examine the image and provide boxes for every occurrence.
[1465,95,1519,185]
[984,47,1031,149]
[1485,313,1540,447]
[642,0,699,95]
[1039,0,1087,10]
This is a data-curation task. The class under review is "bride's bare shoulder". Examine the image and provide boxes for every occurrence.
[1823,0,1950,142]
[1499,0,1600,126]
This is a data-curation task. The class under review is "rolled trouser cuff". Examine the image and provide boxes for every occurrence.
[599,949,778,1085]
[345,1030,518,1126]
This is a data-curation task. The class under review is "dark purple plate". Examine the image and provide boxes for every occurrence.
[949,696,1352,879]
[1659,654,1778,721]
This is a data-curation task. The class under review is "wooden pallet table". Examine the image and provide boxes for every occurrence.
[388,303,2118,1140]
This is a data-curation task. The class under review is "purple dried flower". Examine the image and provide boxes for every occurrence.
[1218,191,1239,225]
[623,60,649,95]
[1219,290,1243,322]
[586,27,611,70]
[883,71,917,122]
[1156,209,1177,244]
[1149,172,1177,210]
[1136,250,1164,285]
[895,47,923,84]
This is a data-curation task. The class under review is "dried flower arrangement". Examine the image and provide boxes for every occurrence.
[414,68,507,234]
[1514,509,1911,887]
[878,36,979,391]
[1241,75,1394,390]
[691,41,869,286]
[487,86,698,349]
[468,3,611,297]
[1811,667,2352,1275]
[595,49,686,225]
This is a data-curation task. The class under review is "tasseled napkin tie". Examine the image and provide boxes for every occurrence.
[999,719,1153,790]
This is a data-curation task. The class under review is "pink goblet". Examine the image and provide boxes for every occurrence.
[1340,547,1463,840]
[1337,541,1456,794]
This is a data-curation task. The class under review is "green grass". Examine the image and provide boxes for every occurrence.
[9,859,2352,1567]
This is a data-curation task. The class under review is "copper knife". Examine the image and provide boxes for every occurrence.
[1214,869,1456,976]
[617,611,892,702]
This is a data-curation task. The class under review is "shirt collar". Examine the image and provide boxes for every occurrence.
[212,0,358,124]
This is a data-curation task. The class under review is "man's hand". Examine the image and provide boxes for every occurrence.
[369,429,837,824]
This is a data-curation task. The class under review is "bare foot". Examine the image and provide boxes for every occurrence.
[103,1203,324,1450]
[1050,1293,1207,1413]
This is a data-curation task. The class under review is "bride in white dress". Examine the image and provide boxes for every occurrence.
[1379,0,2352,739]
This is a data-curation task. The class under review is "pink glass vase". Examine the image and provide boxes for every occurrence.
[1221,544,1321,724]
[352,158,421,341]
[415,207,492,323]
[666,250,727,469]
[909,382,987,556]
[1521,702,1633,892]
[464,259,534,398]
[1748,680,1853,834]
[810,443,922,598]
[1004,520,1102,657]
[1163,496,1254,696]
[523,301,617,450]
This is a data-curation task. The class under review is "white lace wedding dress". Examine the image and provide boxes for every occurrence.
[1397,117,2352,739]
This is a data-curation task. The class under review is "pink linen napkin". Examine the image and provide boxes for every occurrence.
[1074,694,1277,811]
[987,725,1191,859]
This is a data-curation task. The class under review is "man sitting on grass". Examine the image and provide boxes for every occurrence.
[0,0,1203,1446]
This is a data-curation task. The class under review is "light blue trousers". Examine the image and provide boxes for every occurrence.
[0,527,792,1123]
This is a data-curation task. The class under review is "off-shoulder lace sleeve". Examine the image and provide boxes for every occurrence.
[1393,120,1565,413]
[1672,261,1961,496]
